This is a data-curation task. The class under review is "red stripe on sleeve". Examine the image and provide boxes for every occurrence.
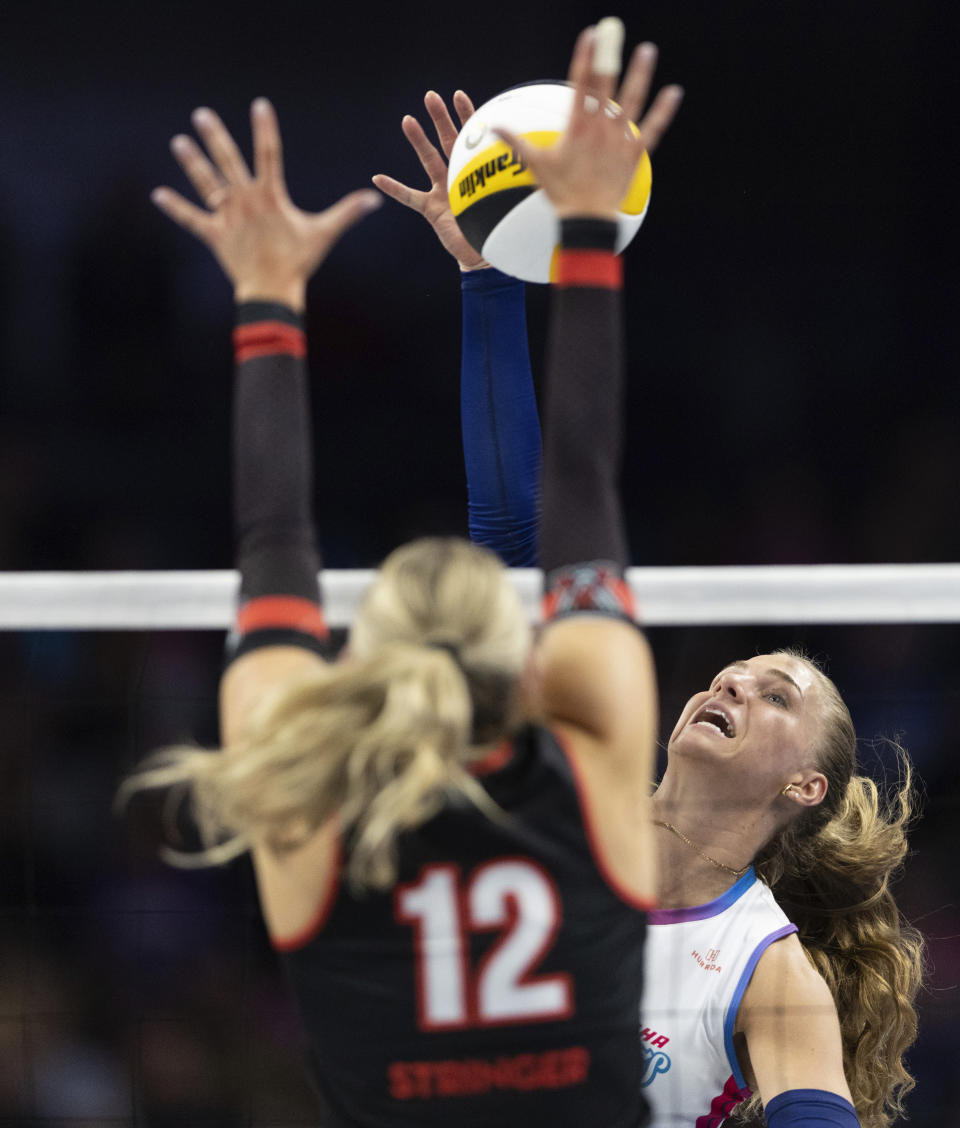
[236,595,328,640]
[541,589,560,621]
[610,576,637,619]
[233,321,307,363]
[555,250,623,290]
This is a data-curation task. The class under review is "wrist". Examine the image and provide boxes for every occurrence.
[554,219,621,288]
[234,279,307,313]
[559,217,618,251]
[234,302,306,362]
[554,205,620,221]
[235,300,305,323]
[460,265,524,293]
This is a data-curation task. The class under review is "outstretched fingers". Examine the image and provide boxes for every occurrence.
[399,113,450,188]
[636,84,684,155]
[490,125,538,175]
[191,107,252,186]
[370,172,427,213]
[424,90,461,159]
[567,25,617,121]
[565,25,597,87]
[169,133,226,209]
[374,90,486,269]
[317,188,383,243]
[151,186,213,239]
[250,97,287,194]
[616,42,658,123]
[452,90,476,127]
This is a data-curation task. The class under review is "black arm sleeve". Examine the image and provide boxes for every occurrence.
[538,219,634,621]
[228,301,328,661]
[539,219,627,572]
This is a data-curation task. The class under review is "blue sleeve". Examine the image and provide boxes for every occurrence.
[460,267,541,567]
[765,1089,860,1127]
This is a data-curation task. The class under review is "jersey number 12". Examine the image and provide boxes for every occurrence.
[395,858,573,1030]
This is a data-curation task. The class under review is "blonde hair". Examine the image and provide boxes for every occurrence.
[742,651,925,1128]
[121,537,531,890]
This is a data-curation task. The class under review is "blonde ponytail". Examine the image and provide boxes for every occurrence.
[121,538,530,890]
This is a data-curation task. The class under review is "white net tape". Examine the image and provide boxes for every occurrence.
[1,563,959,628]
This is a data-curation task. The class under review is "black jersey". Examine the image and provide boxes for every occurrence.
[278,724,650,1128]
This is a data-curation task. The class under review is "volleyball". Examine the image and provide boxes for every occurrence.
[447,82,652,284]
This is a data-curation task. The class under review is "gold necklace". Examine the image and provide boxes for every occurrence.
[653,820,750,879]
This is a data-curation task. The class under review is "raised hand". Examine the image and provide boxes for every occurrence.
[495,28,683,220]
[152,98,382,310]
[373,90,490,271]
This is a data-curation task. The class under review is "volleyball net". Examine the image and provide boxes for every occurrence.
[3,563,960,629]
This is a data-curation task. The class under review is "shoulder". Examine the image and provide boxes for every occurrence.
[736,932,852,1103]
[220,644,329,745]
[536,615,656,757]
[744,931,833,1009]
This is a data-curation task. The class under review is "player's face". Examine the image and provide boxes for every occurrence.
[667,653,823,789]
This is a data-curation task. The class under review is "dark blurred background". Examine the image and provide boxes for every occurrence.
[1,1,957,1124]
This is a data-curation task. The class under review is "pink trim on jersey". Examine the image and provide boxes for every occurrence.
[695,1073,752,1128]
[270,826,342,952]
[552,729,655,912]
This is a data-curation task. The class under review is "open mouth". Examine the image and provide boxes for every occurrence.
[692,706,735,738]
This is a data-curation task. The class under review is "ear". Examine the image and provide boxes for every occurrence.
[784,772,828,807]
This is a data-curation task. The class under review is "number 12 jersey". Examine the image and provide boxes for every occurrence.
[278,723,652,1128]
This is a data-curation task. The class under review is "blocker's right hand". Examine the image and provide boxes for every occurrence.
[495,28,683,221]
[373,91,490,272]
[152,98,382,311]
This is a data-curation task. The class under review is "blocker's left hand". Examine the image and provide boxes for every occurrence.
[152,98,381,310]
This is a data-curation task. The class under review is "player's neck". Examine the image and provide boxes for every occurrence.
[653,832,748,909]
[651,779,768,910]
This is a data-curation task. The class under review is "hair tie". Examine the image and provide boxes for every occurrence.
[427,639,464,667]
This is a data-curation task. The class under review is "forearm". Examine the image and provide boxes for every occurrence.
[539,218,628,577]
[152,98,374,661]
[536,223,641,737]
[230,301,327,658]
[460,268,541,566]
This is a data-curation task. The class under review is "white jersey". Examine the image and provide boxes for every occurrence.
[641,867,797,1127]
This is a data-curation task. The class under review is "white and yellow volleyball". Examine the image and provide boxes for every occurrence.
[447,82,652,284]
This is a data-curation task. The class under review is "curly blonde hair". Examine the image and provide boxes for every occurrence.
[739,651,926,1127]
